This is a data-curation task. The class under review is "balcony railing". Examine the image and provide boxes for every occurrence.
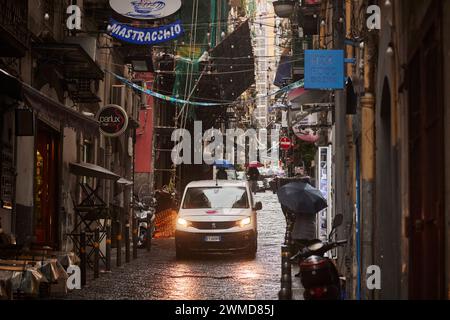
[0,0,29,56]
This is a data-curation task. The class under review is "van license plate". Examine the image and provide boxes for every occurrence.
[204,236,221,242]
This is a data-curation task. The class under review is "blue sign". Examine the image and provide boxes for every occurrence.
[109,19,184,45]
[304,50,344,89]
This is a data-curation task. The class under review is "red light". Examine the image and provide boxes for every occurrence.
[310,286,328,297]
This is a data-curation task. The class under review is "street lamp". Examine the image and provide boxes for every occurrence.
[273,1,296,18]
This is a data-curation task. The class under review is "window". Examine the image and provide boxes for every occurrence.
[111,85,125,107]
[82,139,93,184]
[182,187,249,209]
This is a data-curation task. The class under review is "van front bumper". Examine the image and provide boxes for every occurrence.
[175,230,256,253]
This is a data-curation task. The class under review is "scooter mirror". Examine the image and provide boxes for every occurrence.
[332,214,344,229]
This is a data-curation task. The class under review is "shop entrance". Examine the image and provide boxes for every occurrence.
[34,122,60,247]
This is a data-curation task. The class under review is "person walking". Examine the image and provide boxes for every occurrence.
[247,167,260,194]
[216,167,228,180]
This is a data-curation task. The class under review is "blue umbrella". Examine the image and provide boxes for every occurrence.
[213,159,233,169]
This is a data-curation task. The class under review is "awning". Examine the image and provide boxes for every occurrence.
[288,87,328,105]
[69,162,120,181]
[32,43,104,80]
[0,69,99,135]
[116,178,133,186]
[195,20,255,102]
[274,54,292,88]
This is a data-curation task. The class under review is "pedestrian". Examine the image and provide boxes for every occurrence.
[216,167,228,180]
[247,167,260,194]
[282,204,317,276]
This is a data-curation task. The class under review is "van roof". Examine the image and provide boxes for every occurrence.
[185,180,248,188]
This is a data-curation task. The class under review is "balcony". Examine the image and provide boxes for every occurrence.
[66,79,101,104]
[0,0,29,57]
[32,41,104,103]
[299,2,321,36]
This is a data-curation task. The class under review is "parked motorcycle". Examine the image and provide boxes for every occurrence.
[290,214,347,300]
[133,194,157,248]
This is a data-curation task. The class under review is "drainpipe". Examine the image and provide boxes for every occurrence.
[345,0,357,300]
[360,37,376,300]
[105,139,112,207]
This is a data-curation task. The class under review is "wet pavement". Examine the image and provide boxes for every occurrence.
[64,191,302,300]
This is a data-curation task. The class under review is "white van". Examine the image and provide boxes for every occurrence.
[175,180,262,259]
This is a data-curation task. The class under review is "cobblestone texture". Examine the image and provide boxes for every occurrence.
[63,192,303,300]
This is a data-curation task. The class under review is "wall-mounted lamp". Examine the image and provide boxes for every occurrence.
[273,1,295,18]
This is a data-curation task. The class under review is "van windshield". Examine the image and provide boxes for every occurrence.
[182,187,249,209]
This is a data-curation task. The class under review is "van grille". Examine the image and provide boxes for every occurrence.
[190,221,237,230]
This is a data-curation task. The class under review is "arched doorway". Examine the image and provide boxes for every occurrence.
[375,78,401,299]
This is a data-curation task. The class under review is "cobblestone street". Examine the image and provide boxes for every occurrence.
[63,192,302,300]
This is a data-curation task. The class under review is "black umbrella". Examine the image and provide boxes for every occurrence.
[277,181,327,215]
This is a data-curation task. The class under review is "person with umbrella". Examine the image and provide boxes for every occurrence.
[246,161,262,194]
[277,181,327,254]
[214,159,232,180]
[216,167,228,180]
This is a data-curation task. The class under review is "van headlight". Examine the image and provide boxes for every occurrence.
[237,217,251,228]
[177,218,190,227]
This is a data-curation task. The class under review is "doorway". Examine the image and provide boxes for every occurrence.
[376,78,401,299]
[408,4,446,299]
[34,121,60,247]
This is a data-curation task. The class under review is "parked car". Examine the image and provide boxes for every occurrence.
[175,180,262,259]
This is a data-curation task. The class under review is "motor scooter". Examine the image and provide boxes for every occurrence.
[290,214,347,300]
[133,194,156,248]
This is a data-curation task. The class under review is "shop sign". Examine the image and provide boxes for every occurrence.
[292,113,319,143]
[96,105,129,137]
[304,50,344,90]
[109,0,182,20]
[109,18,183,45]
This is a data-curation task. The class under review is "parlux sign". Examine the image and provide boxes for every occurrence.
[109,0,182,20]
[96,105,129,137]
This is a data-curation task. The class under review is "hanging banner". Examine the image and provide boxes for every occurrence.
[109,0,182,20]
[109,71,305,107]
[109,19,184,45]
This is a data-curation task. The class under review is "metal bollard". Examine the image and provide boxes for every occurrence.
[146,213,152,252]
[125,223,131,263]
[94,228,100,279]
[80,231,87,286]
[105,221,112,272]
[132,216,138,260]
[278,245,292,300]
[117,222,122,267]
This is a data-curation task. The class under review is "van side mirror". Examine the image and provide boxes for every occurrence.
[254,202,262,211]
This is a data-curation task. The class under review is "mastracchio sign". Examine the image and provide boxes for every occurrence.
[109,0,182,20]
[96,105,129,137]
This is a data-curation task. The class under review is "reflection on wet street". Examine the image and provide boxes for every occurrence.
[66,191,289,300]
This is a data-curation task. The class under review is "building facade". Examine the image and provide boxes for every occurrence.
[0,0,142,252]
[314,0,450,300]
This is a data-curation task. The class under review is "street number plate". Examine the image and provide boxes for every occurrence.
[204,235,221,242]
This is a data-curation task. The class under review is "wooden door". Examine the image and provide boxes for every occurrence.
[408,6,445,299]
[34,122,60,247]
